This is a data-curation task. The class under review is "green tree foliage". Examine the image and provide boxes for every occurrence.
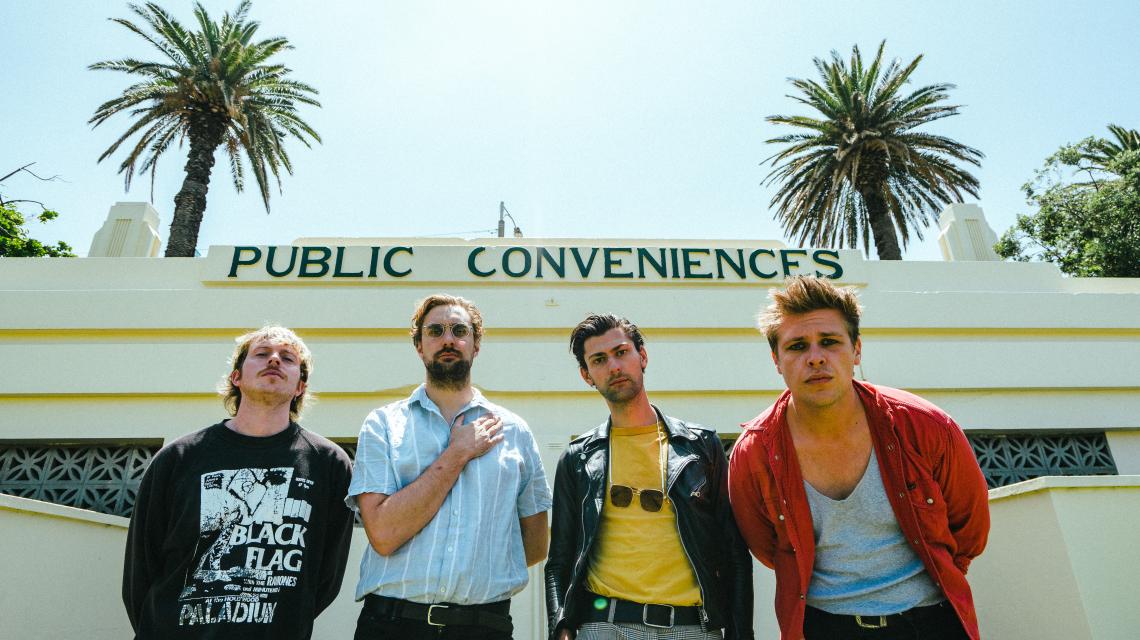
[0,204,75,257]
[89,1,321,257]
[996,128,1140,278]
[0,164,75,258]
[764,41,983,260]
[1079,124,1140,174]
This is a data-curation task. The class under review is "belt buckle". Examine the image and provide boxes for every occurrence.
[642,603,675,629]
[427,604,449,627]
[855,614,887,629]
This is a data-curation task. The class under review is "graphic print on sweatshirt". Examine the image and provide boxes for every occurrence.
[178,467,314,627]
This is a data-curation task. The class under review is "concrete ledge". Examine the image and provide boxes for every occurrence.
[988,474,1140,501]
[0,493,129,528]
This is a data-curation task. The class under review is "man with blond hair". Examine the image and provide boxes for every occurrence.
[123,325,354,640]
[348,294,551,640]
[728,276,990,640]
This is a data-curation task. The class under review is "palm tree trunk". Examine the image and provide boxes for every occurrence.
[862,188,903,260]
[164,116,225,257]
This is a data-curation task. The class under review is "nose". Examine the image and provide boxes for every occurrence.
[806,344,826,366]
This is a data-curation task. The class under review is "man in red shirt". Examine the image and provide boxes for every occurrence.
[728,276,989,640]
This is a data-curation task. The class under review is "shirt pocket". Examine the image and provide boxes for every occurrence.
[679,463,714,512]
[906,475,954,550]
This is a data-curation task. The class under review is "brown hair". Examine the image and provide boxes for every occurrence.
[569,313,646,369]
[220,325,313,420]
[757,276,862,352]
[410,294,484,347]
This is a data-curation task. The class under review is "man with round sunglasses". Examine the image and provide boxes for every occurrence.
[347,294,552,639]
[545,314,754,640]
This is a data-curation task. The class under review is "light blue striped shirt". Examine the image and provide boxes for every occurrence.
[347,384,552,604]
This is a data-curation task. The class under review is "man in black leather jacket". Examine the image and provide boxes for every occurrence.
[545,314,754,640]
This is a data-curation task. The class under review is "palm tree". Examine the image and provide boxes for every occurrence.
[764,41,982,260]
[1082,124,1140,174]
[90,1,320,257]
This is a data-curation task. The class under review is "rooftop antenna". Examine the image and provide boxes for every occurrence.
[498,201,523,238]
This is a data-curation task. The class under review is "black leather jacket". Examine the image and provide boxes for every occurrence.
[544,407,754,639]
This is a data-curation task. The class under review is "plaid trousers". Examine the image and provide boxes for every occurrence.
[575,621,722,640]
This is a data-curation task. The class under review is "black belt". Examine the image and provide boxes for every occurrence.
[805,601,954,632]
[583,592,703,629]
[362,594,512,633]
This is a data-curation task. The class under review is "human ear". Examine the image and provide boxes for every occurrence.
[579,367,594,387]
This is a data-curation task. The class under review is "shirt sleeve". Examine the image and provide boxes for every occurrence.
[122,447,172,632]
[514,418,553,518]
[936,416,991,573]
[727,434,778,569]
[315,445,355,616]
[345,409,401,510]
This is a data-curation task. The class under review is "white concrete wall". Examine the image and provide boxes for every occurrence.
[0,496,135,640]
[2,239,1139,639]
[970,477,1140,640]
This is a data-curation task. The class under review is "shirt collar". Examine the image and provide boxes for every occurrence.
[409,383,492,418]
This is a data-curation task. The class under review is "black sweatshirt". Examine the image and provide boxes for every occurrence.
[123,421,354,639]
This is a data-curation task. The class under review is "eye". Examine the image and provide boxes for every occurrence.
[591,356,605,366]
[821,338,839,346]
[452,324,470,338]
[787,342,805,351]
[615,348,627,357]
[425,324,445,338]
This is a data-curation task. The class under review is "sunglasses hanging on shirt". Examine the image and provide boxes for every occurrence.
[607,421,668,513]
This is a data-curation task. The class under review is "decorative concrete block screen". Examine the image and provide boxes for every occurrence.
[967,433,1118,488]
[724,432,1118,489]
[0,445,158,517]
[0,434,1120,516]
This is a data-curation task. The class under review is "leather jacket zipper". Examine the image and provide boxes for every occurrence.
[668,454,709,623]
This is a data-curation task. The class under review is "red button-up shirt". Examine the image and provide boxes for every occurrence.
[728,381,989,639]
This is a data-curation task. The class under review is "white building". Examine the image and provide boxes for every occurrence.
[2,204,1138,639]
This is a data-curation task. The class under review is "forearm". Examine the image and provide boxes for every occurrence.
[360,447,468,555]
[520,512,550,567]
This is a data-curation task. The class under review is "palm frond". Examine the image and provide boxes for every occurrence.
[764,40,982,259]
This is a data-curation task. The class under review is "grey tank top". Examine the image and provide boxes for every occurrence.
[803,448,944,615]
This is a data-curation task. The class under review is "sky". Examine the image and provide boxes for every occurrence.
[3,1,1139,259]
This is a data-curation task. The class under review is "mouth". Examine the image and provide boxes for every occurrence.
[435,350,462,361]
[260,369,285,379]
[607,376,631,387]
[805,374,832,384]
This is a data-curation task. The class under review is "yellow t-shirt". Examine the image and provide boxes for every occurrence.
[585,423,702,605]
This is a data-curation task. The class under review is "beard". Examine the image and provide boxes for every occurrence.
[598,375,642,405]
[425,350,472,390]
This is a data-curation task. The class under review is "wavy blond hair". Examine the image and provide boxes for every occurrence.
[219,325,314,420]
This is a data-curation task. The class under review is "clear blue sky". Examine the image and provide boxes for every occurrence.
[3,1,1138,258]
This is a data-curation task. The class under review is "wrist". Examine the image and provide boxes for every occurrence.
[439,444,471,468]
